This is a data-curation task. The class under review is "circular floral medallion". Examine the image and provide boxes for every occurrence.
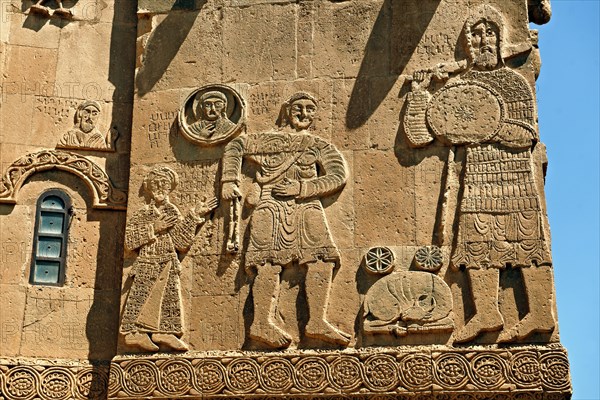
[540,352,570,391]
[3,366,40,400]
[414,245,443,272]
[123,360,158,397]
[364,247,395,275]
[363,354,399,392]
[193,359,226,395]
[226,358,260,394]
[399,353,432,391]
[75,367,108,399]
[294,357,329,393]
[39,368,74,400]
[433,353,469,389]
[328,356,363,392]
[259,358,294,393]
[178,84,246,146]
[509,351,540,388]
[469,353,506,390]
[158,359,193,396]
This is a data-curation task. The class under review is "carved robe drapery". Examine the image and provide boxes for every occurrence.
[222,131,347,268]
[121,202,201,334]
[57,129,108,150]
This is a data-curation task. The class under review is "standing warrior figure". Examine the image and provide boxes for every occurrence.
[121,166,217,352]
[221,92,351,348]
[404,5,555,344]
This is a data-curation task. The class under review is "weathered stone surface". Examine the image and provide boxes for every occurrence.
[0,0,571,398]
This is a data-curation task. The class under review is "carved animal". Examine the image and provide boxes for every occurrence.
[363,271,454,336]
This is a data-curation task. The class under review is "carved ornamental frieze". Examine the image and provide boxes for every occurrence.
[0,346,572,399]
[0,149,126,209]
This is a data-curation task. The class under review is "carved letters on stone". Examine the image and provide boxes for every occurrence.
[0,149,126,209]
[403,5,556,344]
[221,92,350,349]
[120,166,217,352]
[56,100,118,152]
[178,85,246,146]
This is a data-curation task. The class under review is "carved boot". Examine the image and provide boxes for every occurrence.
[248,263,292,349]
[498,265,556,343]
[53,8,73,18]
[304,261,351,346]
[124,332,159,352]
[454,268,504,344]
[151,333,189,351]
[29,3,51,16]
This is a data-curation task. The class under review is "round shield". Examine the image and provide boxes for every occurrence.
[427,80,504,145]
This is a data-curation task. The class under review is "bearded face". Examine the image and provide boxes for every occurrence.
[79,106,100,133]
[470,20,501,70]
[147,177,172,204]
[288,99,317,131]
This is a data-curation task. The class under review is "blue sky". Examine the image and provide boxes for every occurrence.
[535,2,600,399]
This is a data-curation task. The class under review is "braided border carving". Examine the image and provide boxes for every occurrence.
[0,347,571,399]
[0,150,127,209]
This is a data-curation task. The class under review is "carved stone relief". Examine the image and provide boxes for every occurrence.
[403,5,556,345]
[363,247,454,337]
[0,346,572,399]
[0,0,570,397]
[56,100,118,152]
[178,85,246,146]
[0,149,126,209]
[221,92,350,348]
[28,0,75,18]
[120,166,217,352]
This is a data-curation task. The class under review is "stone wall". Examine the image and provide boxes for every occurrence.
[0,0,136,360]
[0,0,570,399]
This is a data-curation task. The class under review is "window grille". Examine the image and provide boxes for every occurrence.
[30,190,71,286]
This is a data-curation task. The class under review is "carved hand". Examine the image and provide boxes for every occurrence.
[195,197,218,216]
[153,214,178,233]
[411,70,433,91]
[222,182,242,200]
[432,63,450,81]
[272,178,301,198]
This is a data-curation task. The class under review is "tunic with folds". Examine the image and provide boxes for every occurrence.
[121,202,201,335]
[222,131,347,268]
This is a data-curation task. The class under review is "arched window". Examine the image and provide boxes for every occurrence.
[30,190,72,286]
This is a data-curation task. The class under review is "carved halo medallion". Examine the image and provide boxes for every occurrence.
[178,84,246,146]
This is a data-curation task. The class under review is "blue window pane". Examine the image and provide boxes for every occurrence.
[39,212,64,234]
[41,196,65,210]
[33,261,60,284]
[37,237,62,258]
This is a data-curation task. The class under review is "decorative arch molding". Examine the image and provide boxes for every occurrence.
[0,150,127,210]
